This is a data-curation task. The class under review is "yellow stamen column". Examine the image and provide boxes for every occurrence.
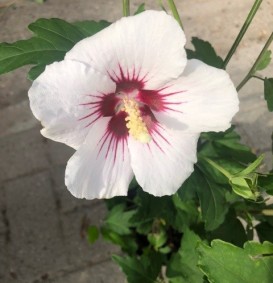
[123,98,151,143]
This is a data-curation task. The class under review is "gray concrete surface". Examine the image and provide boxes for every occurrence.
[0,0,272,282]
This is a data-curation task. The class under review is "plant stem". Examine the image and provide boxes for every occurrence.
[252,74,264,81]
[167,0,184,29]
[122,0,130,17]
[202,157,232,179]
[237,32,273,91]
[223,0,263,68]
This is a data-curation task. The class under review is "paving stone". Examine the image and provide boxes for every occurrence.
[51,166,95,213]
[61,202,119,266]
[49,260,124,283]
[0,67,31,109]
[235,104,273,152]
[5,172,68,283]
[0,99,38,138]
[0,213,6,235]
[0,127,49,182]
[0,188,7,235]
[47,140,74,166]
[0,235,9,283]
[0,0,273,282]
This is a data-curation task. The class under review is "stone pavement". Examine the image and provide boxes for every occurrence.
[0,0,272,282]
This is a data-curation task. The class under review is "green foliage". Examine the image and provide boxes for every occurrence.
[0,18,110,80]
[112,253,163,283]
[147,224,168,251]
[28,64,46,81]
[73,20,110,37]
[28,18,84,47]
[134,3,145,15]
[166,229,204,283]
[186,37,224,68]
[197,240,273,283]
[264,78,273,111]
[0,37,65,78]
[95,126,273,282]
[200,127,256,163]
[255,50,272,71]
[103,204,135,235]
[101,226,138,255]
[87,225,99,244]
[210,155,262,200]
[184,169,228,231]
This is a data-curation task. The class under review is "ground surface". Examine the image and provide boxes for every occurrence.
[0,0,272,282]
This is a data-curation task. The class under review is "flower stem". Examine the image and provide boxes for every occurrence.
[202,157,232,179]
[236,32,273,91]
[252,74,264,81]
[122,0,130,17]
[167,0,184,29]
[223,0,263,68]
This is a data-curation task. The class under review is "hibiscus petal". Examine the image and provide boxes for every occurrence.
[28,60,116,149]
[65,10,186,89]
[153,59,239,133]
[128,125,199,196]
[65,117,133,199]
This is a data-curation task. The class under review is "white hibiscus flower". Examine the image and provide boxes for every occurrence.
[28,11,239,199]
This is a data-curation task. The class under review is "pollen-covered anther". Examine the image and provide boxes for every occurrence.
[123,98,152,143]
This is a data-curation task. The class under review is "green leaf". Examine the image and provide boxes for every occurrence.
[235,155,264,177]
[255,50,272,71]
[167,229,203,283]
[201,154,262,200]
[0,18,110,78]
[198,240,273,283]
[28,64,46,80]
[244,241,273,256]
[201,127,256,164]
[28,18,85,48]
[73,20,111,37]
[230,176,256,199]
[101,227,138,255]
[147,224,167,251]
[112,253,162,283]
[104,195,130,210]
[194,169,229,231]
[131,190,176,227]
[228,155,263,200]
[0,37,66,75]
[158,246,172,254]
[87,225,99,244]
[186,37,224,68]
[264,78,273,111]
[134,3,145,15]
[172,194,199,231]
[104,204,135,235]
